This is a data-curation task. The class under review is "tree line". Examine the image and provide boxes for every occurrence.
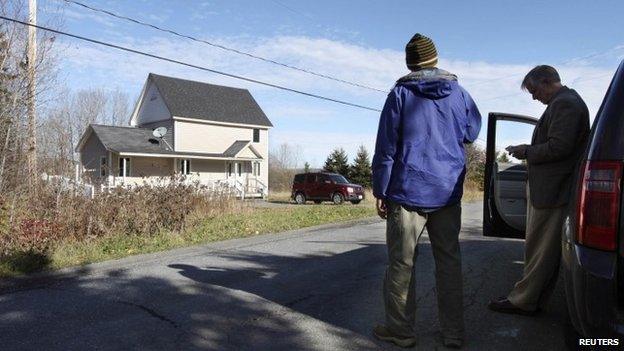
[269,143,486,192]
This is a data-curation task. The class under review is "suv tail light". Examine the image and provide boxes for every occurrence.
[576,161,623,251]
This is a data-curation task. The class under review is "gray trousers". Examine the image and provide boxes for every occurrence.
[383,201,464,340]
[507,198,565,311]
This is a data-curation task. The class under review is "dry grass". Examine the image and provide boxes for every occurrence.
[267,190,292,203]
[463,181,484,203]
[0,179,241,275]
[0,182,377,277]
[0,181,482,277]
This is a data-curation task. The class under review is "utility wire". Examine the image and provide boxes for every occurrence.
[480,71,614,103]
[60,1,623,98]
[0,15,382,112]
[60,0,388,94]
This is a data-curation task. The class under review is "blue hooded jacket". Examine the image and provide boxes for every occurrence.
[372,68,482,208]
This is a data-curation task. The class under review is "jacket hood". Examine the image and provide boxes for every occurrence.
[396,68,458,99]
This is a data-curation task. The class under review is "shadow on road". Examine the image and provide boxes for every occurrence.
[0,226,575,350]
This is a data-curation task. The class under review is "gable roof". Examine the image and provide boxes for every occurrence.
[223,140,251,157]
[78,124,262,159]
[223,140,263,158]
[149,73,273,127]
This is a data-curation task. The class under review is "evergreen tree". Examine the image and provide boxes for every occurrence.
[323,147,349,176]
[304,161,310,173]
[349,145,372,187]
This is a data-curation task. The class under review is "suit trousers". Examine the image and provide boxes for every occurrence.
[507,193,565,311]
[383,201,464,340]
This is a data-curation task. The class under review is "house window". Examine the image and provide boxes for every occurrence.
[100,156,107,177]
[253,129,260,143]
[118,157,131,177]
[237,162,242,177]
[253,162,261,176]
[179,159,191,175]
[227,163,233,177]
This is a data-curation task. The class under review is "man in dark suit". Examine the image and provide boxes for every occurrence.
[488,65,590,315]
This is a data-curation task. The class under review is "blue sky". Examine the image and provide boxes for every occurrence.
[35,0,624,166]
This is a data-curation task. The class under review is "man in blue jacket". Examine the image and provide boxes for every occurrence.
[372,33,481,349]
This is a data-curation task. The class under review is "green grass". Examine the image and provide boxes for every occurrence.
[0,204,376,277]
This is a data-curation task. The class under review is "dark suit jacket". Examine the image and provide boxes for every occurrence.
[526,86,590,209]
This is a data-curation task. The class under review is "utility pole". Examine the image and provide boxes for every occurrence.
[26,0,37,187]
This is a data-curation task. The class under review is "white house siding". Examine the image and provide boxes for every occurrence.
[132,157,171,178]
[190,159,226,183]
[108,155,173,187]
[80,132,109,183]
[134,81,171,126]
[174,120,269,188]
[237,147,257,158]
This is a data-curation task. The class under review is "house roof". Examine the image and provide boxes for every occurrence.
[223,140,251,157]
[83,124,262,159]
[149,73,273,127]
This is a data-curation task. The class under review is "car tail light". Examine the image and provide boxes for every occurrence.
[576,161,623,251]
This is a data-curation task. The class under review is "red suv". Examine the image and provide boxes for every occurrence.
[291,172,365,205]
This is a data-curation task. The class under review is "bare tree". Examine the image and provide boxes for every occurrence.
[107,88,130,126]
[269,143,302,191]
[0,0,62,192]
[36,87,132,177]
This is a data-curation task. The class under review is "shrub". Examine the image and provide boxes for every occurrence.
[0,177,239,262]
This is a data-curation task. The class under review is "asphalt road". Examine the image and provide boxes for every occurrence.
[0,202,574,350]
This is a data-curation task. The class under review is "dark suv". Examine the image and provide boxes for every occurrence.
[291,172,365,205]
[484,60,624,338]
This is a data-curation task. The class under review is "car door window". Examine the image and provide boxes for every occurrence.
[484,113,538,238]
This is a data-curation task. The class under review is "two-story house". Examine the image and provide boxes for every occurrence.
[76,73,273,197]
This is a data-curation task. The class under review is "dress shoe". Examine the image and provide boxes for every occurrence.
[372,324,417,348]
[487,297,537,316]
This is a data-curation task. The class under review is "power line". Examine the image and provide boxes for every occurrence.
[270,0,315,21]
[479,71,614,103]
[0,15,382,113]
[60,0,388,94]
[467,46,623,88]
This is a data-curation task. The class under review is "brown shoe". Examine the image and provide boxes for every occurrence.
[372,325,417,348]
[487,297,537,316]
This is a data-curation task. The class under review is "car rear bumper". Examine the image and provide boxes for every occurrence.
[562,218,622,337]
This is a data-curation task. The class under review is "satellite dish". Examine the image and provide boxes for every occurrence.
[152,127,168,138]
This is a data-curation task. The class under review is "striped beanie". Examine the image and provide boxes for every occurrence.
[405,33,438,70]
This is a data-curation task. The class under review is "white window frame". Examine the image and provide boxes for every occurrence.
[100,156,107,177]
[227,162,233,178]
[179,159,191,175]
[118,157,131,177]
[253,129,260,143]
[253,162,261,177]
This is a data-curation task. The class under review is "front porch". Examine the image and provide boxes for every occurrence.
[85,154,268,199]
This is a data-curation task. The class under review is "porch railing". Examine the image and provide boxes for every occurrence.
[93,176,265,199]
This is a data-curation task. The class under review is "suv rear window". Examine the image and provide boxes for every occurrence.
[294,174,305,184]
[306,174,316,183]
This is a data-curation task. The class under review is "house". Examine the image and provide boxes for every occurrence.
[75,73,273,198]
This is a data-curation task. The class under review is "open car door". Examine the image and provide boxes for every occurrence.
[483,112,538,238]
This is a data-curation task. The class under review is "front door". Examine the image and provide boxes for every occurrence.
[483,112,538,238]
[226,161,250,186]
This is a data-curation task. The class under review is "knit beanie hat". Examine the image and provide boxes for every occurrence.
[405,33,438,70]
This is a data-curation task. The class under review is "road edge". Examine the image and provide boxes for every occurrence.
[0,216,383,294]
